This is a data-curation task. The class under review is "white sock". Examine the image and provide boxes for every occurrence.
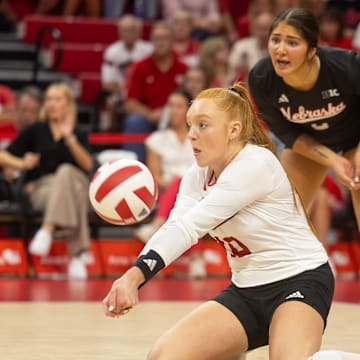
[310,350,360,360]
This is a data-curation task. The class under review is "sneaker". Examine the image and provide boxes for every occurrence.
[29,228,52,257]
[189,256,207,279]
[68,255,88,280]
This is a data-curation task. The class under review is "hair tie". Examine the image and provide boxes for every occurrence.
[228,87,241,97]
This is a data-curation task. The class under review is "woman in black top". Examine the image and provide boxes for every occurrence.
[248,7,360,230]
[5,82,94,279]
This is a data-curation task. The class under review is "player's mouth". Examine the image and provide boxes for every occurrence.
[193,148,201,156]
[276,59,290,69]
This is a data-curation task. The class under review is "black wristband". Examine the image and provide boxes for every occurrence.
[133,249,166,287]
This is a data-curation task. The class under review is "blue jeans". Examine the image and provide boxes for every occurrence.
[103,0,158,19]
[122,113,155,162]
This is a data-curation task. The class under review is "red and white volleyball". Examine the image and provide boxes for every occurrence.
[89,159,158,225]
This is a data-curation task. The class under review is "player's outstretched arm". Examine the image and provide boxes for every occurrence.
[102,266,145,318]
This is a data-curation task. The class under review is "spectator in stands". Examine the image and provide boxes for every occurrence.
[100,14,153,132]
[318,7,354,50]
[0,0,16,32]
[36,0,100,17]
[198,36,237,88]
[327,0,360,38]
[0,151,39,170]
[229,11,273,84]
[353,22,360,54]
[158,66,208,129]
[14,86,43,132]
[0,84,15,125]
[219,0,251,44]
[161,0,223,41]
[182,66,209,99]
[134,88,206,278]
[1,86,43,181]
[123,21,187,162]
[103,0,159,20]
[298,0,327,19]
[170,10,200,67]
[3,82,94,279]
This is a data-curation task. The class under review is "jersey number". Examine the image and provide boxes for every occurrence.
[203,234,251,258]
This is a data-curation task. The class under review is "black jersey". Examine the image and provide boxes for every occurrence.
[7,122,91,183]
[248,47,360,152]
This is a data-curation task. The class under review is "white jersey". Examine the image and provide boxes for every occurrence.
[145,129,194,184]
[141,144,328,287]
[101,40,153,86]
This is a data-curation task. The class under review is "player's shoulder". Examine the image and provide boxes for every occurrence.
[248,57,278,92]
[136,39,153,51]
[104,41,124,56]
[226,144,280,179]
[249,56,273,78]
[318,46,359,72]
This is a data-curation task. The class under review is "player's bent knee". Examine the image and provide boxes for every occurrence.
[146,344,166,360]
[309,350,342,360]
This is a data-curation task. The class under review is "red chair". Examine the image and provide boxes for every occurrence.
[49,42,106,73]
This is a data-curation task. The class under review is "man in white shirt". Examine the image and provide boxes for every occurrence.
[229,11,273,83]
[99,14,153,131]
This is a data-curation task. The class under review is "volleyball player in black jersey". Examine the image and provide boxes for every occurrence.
[249,8,360,229]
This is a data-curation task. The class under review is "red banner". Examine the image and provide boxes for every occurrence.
[31,240,103,277]
[0,239,29,274]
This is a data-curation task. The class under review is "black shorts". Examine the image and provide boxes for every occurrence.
[212,262,334,351]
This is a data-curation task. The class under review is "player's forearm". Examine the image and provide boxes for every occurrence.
[0,151,24,169]
[64,135,94,172]
[292,133,339,168]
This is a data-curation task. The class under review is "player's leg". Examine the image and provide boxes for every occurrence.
[268,301,324,360]
[281,149,328,209]
[344,148,360,231]
[147,300,248,360]
[268,263,334,360]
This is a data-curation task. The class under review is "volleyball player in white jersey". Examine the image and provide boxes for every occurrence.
[103,83,359,360]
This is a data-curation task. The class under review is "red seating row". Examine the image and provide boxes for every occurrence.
[49,43,106,73]
[23,15,153,44]
[76,72,102,104]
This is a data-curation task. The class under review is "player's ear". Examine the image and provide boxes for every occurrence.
[229,120,242,140]
[307,47,317,61]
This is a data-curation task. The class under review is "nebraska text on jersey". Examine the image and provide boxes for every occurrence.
[280,102,346,124]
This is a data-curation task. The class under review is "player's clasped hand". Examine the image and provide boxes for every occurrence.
[331,154,360,191]
[102,267,144,318]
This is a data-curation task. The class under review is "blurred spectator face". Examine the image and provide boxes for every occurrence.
[15,93,41,131]
[299,0,327,19]
[214,44,229,65]
[44,86,71,121]
[320,19,339,42]
[319,12,343,42]
[184,68,207,98]
[168,93,189,128]
[151,24,173,57]
[119,16,142,46]
[252,12,273,47]
[172,11,192,41]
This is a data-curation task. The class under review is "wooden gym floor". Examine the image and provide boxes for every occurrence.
[0,277,360,359]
